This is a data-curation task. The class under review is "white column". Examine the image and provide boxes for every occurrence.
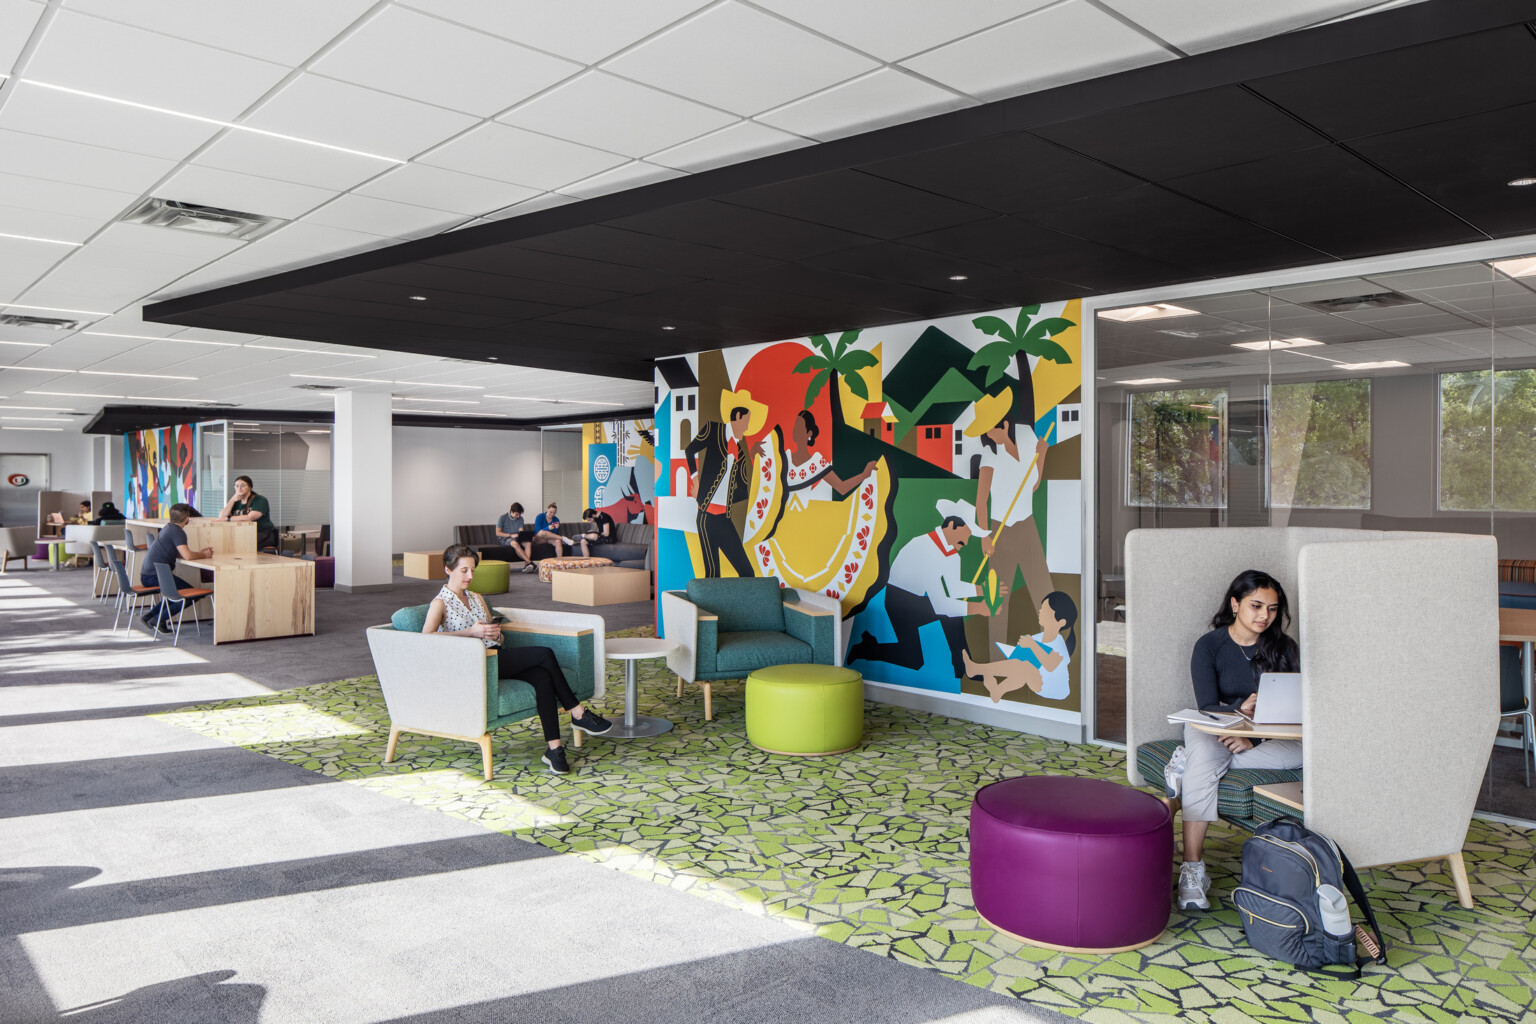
[333,391,393,593]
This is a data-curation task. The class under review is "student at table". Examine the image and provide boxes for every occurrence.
[219,475,279,551]
[423,544,610,774]
[140,503,214,634]
[534,502,582,557]
[69,500,92,525]
[496,502,536,572]
[1174,569,1301,912]
[91,501,125,525]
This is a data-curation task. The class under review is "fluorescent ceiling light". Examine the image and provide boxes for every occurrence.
[393,396,478,405]
[0,232,80,247]
[1098,304,1198,323]
[0,340,50,348]
[1492,256,1536,279]
[483,394,626,406]
[397,408,506,417]
[25,389,219,403]
[26,390,118,399]
[84,331,238,347]
[78,369,198,380]
[0,364,69,372]
[1232,338,1324,351]
[305,429,330,434]
[1,416,71,421]
[397,381,482,390]
[291,373,392,385]
[0,426,63,431]
[1334,360,1411,370]
[1113,377,1181,385]
[126,395,222,404]
[247,343,374,357]
[19,79,406,164]
[0,404,73,411]
[0,302,112,317]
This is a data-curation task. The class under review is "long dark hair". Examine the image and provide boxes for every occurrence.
[1210,569,1298,681]
[235,474,259,498]
[1042,590,1079,657]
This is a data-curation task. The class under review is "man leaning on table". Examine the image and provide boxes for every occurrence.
[141,503,213,634]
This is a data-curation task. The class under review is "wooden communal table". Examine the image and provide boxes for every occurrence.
[179,552,315,644]
[128,517,255,555]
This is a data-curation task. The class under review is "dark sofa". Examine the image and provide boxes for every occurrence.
[456,520,651,570]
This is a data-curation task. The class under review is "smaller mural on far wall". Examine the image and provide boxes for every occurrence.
[124,424,196,518]
[582,419,656,523]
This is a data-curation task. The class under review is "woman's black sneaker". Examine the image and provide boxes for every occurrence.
[541,746,571,775]
[572,710,612,736]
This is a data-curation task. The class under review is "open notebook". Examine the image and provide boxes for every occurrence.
[1167,708,1247,727]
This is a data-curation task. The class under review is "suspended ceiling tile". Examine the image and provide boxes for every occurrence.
[0,80,220,162]
[559,161,684,200]
[309,5,582,117]
[154,165,335,222]
[479,192,582,220]
[1096,0,1405,55]
[418,123,627,191]
[62,0,378,66]
[0,170,136,223]
[192,130,399,192]
[25,9,290,120]
[241,74,479,161]
[601,2,878,117]
[354,166,536,219]
[90,222,246,261]
[0,128,178,193]
[807,242,1073,305]
[1247,25,1536,140]
[646,120,810,172]
[0,0,44,73]
[724,169,994,239]
[749,0,1052,62]
[498,71,735,159]
[397,0,711,65]
[0,235,71,282]
[0,202,107,245]
[303,194,461,238]
[900,0,1174,101]
[756,68,973,142]
[260,221,390,257]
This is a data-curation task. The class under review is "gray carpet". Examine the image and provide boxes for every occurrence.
[0,566,1072,1024]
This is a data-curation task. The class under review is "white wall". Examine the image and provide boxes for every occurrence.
[0,431,95,491]
[391,425,543,553]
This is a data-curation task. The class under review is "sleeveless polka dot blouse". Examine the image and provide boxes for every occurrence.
[435,585,499,648]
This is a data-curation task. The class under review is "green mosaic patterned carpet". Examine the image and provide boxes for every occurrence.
[155,629,1536,1024]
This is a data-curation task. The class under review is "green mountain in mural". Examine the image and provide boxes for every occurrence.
[883,325,1019,445]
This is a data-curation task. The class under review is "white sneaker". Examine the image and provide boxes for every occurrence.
[1178,861,1211,911]
[1163,745,1187,799]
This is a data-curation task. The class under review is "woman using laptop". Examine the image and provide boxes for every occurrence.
[1176,569,1301,911]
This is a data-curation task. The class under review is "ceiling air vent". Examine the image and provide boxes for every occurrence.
[0,314,82,331]
[294,383,342,391]
[120,198,284,241]
[1300,292,1416,312]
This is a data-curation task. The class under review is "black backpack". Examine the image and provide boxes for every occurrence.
[1232,816,1389,978]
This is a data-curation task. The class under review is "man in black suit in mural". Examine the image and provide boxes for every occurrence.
[686,388,767,578]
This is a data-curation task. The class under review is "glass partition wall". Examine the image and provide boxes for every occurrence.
[220,421,333,533]
[1094,255,1536,822]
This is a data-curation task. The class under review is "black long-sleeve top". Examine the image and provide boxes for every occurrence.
[1190,627,1263,713]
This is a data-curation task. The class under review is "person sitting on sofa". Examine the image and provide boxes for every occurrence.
[534,502,583,557]
[1175,568,1301,912]
[422,544,610,774]
[496,502,537,573]
[580,507,615,552]
[140,503,214,634]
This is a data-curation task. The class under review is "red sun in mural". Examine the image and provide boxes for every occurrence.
[733,341,833,456]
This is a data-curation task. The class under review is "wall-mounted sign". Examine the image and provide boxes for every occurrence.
[6,473,28,487]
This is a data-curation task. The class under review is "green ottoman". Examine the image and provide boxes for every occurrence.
[746,664,864,756]
[468,559,510,595]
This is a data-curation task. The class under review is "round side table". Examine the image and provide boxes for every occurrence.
[604,637,678,738]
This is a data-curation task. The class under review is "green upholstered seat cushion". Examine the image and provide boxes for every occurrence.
[1136,738,1303,825]
[390,604,431,634]
[496,677,538,717]
[687,576,785,634]
[748,664,862,686]
[714,630,811,675]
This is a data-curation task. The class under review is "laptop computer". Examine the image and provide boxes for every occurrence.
[1253,672,1302,724]
[47,511,64,524]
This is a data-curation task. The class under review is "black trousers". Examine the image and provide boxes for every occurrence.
[496,645,578,742]
[697,509,753,578]
[862,585,967,679]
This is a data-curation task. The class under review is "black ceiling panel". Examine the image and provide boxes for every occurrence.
[1348,101,1536,236]
[145,0,1536,383]
[1246,25,1536,141]
[1029,87,1331,182]
[1163,144,1486,259]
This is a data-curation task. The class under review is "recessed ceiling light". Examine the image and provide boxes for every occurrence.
[661,325,676,331]
[1099,304,1198,323]
[305,429,330,434]
[393,396,479,405]
[483,394,626,406]
[245,343,374,357]
[78,369,198,380]
[0,340,50,348]
[1492,256,1536,279]
[409,295,428,301]
[1508,178,1536,187]
[291,373,393,385]
[1114,377,1182,385]
[0,404,73,411]
[1,415,71,421]
[401,381,482,390]
[1231,338,1324,351]
[26,390,119,399]
[0,364,70,372]
[0,232,80,247]
[1334,360,1411,370]
[488,356,498,361]
[0,426,63,431]
[948,274,968,281]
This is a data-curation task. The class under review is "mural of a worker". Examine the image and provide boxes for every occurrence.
[686,388,766,577]
[966,386,1053,654]
[848,499,990,679]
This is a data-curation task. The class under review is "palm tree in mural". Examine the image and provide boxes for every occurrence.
[795,330,878,425]
[967,305,1074,426]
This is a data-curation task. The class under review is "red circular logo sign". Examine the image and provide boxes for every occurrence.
[6,474,28,487]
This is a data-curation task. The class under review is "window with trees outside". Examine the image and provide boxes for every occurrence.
[1127,388,1227,507]
[1268,378,1371,509]
[1440,369,1536,511]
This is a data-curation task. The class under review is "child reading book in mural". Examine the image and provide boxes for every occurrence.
[963,591,1078,703]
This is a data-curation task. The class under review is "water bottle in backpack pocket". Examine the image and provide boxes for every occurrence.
[1232,816,1388,978]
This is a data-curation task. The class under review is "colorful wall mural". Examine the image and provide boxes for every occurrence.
[123,424,197,518]
[581,419,656,524]
[654,302,1084,719]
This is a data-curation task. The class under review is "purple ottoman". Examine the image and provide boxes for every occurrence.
[971,776,1172,952]
[34,542,50,560]
[314,556,334,589]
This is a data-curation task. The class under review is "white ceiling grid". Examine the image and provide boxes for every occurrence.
[0,0,1428,431]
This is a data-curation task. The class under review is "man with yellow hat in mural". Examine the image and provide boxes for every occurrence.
[965,385,1054,656]
[686,388,768,577]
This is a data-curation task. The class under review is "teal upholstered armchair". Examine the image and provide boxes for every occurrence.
[365,606,606,780]
[662,576,836,720]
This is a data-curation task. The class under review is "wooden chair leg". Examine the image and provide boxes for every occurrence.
[384,725,401,764]
[676,674,683,698]
[1446,851,1473,909]
[478,735,493,781]
[572,723,583,748]
[703,682,713,721]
